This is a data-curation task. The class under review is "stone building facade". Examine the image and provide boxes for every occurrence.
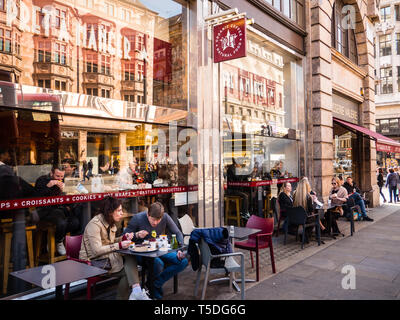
[305,0,381,205]
[374,0,400,168]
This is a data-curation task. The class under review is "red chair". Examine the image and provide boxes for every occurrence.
[234,216,276,282]
[64,235,105,300]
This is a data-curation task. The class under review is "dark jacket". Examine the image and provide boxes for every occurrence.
[278,192,293,216]
[343,182,361,195]
[377,173,384,187]
[188,227,232,271]
[385,172,399,188]
[34,174,63,197]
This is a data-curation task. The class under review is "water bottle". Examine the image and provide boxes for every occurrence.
[229,225,234,237]
[171,234,178,249]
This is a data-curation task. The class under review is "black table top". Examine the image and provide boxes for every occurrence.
[231,226,262,240]
[10,260,107,288]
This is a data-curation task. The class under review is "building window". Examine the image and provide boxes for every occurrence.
[86,88,99,96]
[105,3,115,16]
[380,67,393,94]
[395,5,400,21]
[86,53,98,73]
[55,80,67,91]
[396,34,400,55]
[266,0,304,27]
[381,6,391,22]
[86,0,93,8]
[37,41,51,62]
[137,35,145,51]
[380,119,389,134]
[0,0,5,12]
[137,63,144,81]
[14,33,20,56]
[123,63,135,81]
[101,89,110,98]
[124,95,135,102]
[380,35,392,56]
[331,0,358,64]
[54,43,67,65]
[0,28,12,53]
[38,79,51,89]
[55,9,66,29]
[101,55,111,75]
[398,66,400,92]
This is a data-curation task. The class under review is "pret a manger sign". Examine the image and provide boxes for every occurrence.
[214,18,247,63]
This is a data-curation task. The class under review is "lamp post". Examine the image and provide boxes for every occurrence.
[136,48,148,104]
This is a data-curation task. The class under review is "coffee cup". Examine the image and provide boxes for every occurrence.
[150,241,157,250]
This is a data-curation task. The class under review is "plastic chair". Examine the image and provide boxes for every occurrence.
[234,215,276,281]
[194,238,245,300]
[283,206,321,249]
[64,235,105,300]
[178,214,195,246]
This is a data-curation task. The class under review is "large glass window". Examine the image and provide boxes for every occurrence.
[331,0,358,64]
[380,67,393,94]
[266,0,305,27]
[381,6,391,22]
[380,35,392,56]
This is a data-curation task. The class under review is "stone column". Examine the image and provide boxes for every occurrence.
[308,0,334,201]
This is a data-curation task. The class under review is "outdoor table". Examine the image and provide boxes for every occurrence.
[209,226,262,292]
[10,259,107,300]
[118,245,187,299]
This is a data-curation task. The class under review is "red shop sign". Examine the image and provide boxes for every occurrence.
[0,185,199,212]
[214,18,247,63]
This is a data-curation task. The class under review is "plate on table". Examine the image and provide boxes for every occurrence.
[129,245,158,253]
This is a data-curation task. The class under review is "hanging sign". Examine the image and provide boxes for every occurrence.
[214,18,247,63]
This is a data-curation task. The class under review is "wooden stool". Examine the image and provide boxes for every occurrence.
[264,194,272,218]
[34,221,67,266]
[0,219,36,294]
[224,196,242,226]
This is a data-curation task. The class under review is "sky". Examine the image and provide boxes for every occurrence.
[139,0,182,18]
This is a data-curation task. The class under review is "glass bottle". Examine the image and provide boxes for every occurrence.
[171,234,178,249]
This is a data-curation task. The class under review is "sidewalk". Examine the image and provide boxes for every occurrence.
[240,205,400,300]
[70,201,400,300]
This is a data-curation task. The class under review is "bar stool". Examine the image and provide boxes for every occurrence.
[224,196,242,226]
[34,221,67,266]
[264,193,272,218]
[0,219,36,294]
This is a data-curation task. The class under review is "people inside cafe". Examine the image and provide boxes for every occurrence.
[226,158,250,221]
[271,160,284,196]
[343,176,373,222]
[123,202,188,300]
[79,196,151,300]
[34,165,82,255]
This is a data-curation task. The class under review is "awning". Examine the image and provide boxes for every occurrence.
[333,117,400,153]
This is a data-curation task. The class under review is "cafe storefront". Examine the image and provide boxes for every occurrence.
[0,0,197,297]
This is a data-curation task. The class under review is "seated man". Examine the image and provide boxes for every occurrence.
[343,176,373,222]
[124,202,188,300]
[34,165,81,255]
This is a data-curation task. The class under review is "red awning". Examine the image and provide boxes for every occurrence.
[333,117,400,153]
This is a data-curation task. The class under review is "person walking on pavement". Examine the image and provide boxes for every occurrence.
[385,168,399,203]
[82,160,89,182]
[378,168,387,203]
[88,159,93,178]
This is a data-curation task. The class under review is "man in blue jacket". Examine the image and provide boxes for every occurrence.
[386,168,399,203]
[124,202,188,299]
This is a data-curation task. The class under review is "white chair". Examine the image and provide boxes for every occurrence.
[178,214,195,245]
[194,238,245,300]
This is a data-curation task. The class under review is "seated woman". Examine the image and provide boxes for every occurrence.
[278,182,293,232]
[292,177,315,243]
[79,196,150,300]
[325,177,348,235]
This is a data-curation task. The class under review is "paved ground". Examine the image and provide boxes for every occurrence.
[241,206,400,300]
[80,198,400,301]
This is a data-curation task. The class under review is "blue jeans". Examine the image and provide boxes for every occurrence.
[389,186,397,203]
[137,252,188,297]
[349,193,367,217]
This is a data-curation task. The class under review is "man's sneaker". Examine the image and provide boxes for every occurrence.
[363,216,374,222]
[56,242,66,255]
[129,288,151,300]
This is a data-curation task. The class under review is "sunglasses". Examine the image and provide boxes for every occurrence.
[332,182,337,185]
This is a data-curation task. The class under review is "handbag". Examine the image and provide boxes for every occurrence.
[83,238,112,271]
